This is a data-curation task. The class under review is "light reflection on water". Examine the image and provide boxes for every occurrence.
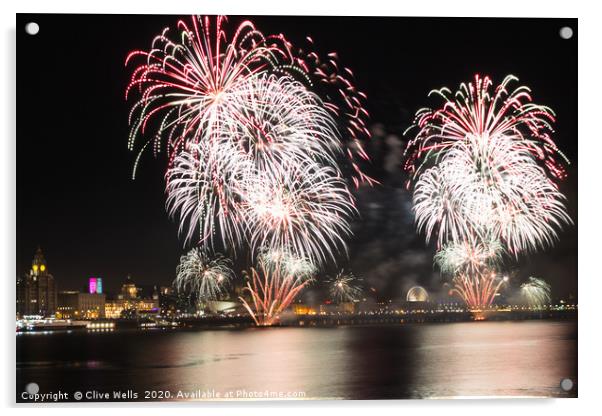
[16,320,577,400]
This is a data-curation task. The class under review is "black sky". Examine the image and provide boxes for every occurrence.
[16,14,577,299]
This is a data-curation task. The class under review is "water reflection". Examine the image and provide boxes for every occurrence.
[17,321,577,400]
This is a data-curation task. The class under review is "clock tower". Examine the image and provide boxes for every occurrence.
[17,247,57,317]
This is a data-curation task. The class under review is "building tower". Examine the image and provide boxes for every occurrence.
[16,247,57,317]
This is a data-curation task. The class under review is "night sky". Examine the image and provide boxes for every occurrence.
[17,14,577,299]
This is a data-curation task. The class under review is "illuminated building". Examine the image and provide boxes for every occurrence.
[16,247,57,317]
[292,304,317,315]
[118,274,139,299]
[319,302,356,314]
[89,277,97,294]
[88,277,103,294]
[57,290,106,319]
[105,275,159,318]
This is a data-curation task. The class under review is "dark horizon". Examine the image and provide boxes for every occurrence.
[17,14,577,299]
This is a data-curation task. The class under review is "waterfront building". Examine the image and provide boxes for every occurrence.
[292,303,317,315]
[16,247,57,317]
[319,302,356,314]
[57,290,106,319]
[104,275,159,318]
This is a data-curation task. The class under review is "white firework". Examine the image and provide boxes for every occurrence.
[407,75,571,256]
[520,277,552,307]
[242,163,356,267]
[174,248,234,300]
[434,238,504,277]
[327,270,362,303]
[165,74,349,253]
[414,130,571,254]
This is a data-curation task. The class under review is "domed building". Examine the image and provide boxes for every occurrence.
[406,286,429,302]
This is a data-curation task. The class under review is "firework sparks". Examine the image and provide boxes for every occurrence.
[126,15,373,185]
[174,248,234,301]
[407,74,571,255]
[434,239,504,277]
[327,270,362,303]
[165,74,346,251]
[275,37,375,187]
[239,248,315,326]
[520,277,551,307]
[404,74,568,181]
[243,162,356,267]
[434,239,507,308]
[125,16,284,177]
[452,271,509,309]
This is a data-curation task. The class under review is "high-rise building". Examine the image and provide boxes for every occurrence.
[16,247,57,317]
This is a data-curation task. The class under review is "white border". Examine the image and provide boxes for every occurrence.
[2,1,601,415]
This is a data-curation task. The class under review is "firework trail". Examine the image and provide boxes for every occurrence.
[327,270,362,303]
[520,277,551,307]
[239,248,315,326]
[174,248,234,301]
[408,75,571,255]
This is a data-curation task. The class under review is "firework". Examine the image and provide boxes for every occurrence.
[327,270,362,303]
[174,248,234,301]
[126,15,373,185]
[434,239,504,277]
[406,286,429,302]
[451,271,509,309]
[407,75,571,254]
[520,277,551,307]
[434,239,507,308]
[242,162,356,266]
[125,16,286,177]
[165,74,344,250]
[273,37,375,187]
[404,74,568,180]
[239,248,315,326]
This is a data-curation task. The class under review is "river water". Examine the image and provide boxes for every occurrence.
[16,320,577,401]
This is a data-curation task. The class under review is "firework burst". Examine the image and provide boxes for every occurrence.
[126,15,373,185]
[520,277,551,307]
[125,15,285,177]
[327,270,362,303]
[407,74,571,255]
[174,248,234,301]
[242,162,356,267]
[404,74,568,180]
[165,74,346,250]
